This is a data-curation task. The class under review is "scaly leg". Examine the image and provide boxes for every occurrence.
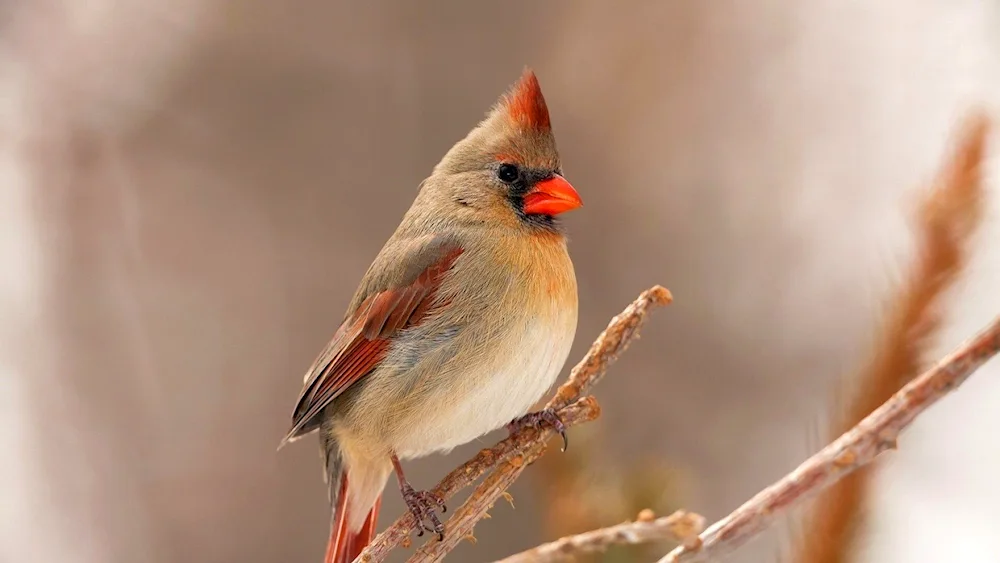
[391,454,446,540]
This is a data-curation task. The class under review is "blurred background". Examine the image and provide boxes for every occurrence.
[2,1,999,562]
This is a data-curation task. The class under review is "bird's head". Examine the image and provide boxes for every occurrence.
[425,68,582,233]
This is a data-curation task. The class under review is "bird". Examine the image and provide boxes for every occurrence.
[279,68,582,563]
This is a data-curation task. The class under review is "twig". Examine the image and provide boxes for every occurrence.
[656,313,1000,563]
[495,510,705,563]
[795,111,989,563]
[547,285,675,412]
[357,285,674,562]
[409,437,547,562]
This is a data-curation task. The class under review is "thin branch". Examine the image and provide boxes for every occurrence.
[544,285,674,412]
[495,510,705,563]
[656,313,1000,563]
[357,285,674,563]
[406,399,605,562]
[409,436,547,562]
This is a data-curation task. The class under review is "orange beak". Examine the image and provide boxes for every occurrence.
[522,175,583,216]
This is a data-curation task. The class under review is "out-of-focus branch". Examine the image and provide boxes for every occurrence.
[795,111,990,563]
[495,509,705,563]
[357,286,674,563]
[655,314,1000,563]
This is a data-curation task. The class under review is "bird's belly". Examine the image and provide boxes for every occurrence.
[391,317,574,459]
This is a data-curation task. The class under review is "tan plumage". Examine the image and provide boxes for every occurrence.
[281,69,581,563]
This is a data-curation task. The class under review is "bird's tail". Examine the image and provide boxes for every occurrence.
[325,472,381,563]
[321,433,382,563]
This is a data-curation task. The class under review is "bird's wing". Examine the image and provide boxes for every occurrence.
[280,235,464,446]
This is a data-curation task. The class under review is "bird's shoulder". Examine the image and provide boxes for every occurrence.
[345,231,466,316]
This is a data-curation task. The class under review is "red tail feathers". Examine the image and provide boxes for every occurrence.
[324,473,381,563]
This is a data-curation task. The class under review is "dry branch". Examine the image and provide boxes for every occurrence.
[656,313,1000,563]
[356,285,674,563]
[495,510,705,563]
[795,111,990,563]
[409,437,546,562]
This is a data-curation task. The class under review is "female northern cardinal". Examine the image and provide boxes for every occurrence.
[279,69,582,563]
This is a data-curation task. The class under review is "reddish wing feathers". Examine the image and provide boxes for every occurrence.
[503,68,551,132]
[282,246,465,444]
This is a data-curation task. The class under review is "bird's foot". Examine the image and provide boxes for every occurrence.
[506,408,568,452]
[400,483,447,540]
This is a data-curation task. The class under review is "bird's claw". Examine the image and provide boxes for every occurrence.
[401,485,446,541]
[506,408,568,452]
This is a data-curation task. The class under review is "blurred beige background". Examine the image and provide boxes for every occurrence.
[1,1,999,562]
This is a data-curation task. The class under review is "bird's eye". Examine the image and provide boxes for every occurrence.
[497,163,520,184]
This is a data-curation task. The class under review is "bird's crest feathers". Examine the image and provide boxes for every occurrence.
[499,68,551,133]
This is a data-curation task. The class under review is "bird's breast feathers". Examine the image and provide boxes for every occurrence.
[385,232,578,458]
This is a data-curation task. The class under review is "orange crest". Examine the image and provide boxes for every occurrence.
[502,68,552,132]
